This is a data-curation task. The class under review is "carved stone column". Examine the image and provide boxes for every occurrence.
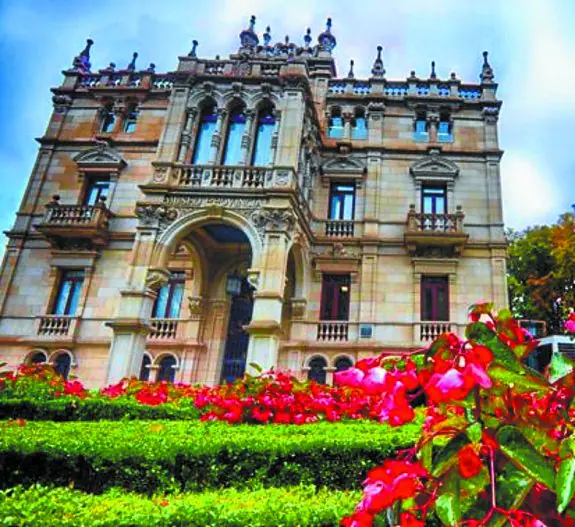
[245,209,295,374]
[177,108,197,162]
[239,109,255,164]
[270,110,281,166]
[209,108,227,164]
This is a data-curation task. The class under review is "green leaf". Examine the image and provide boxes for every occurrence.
[467,423,482,444]
[435,469,461,525]
[248,362,263,374]
[419,440,433,472]
[556,437,575,514]
[496,425,555,489]
[466,322,523,373]
[488,364,548,393]
[432,433,470,478]
[548,353,575,384]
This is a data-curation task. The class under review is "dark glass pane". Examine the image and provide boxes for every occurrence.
[153,285,169,318]
[53,271,84,316]
[351,117,367,139]
[54,354,71,379]
[422,187,447,214]
[308,357,327,384]
[53,280,72,315]
[139,355,151,381]
[223,108,247,166]
[328,116,344,139]
[85,179,110,206]
[329,184,355,220]
[192,106,217,164]
[168,282,184,318]
[335,357,353,372]
[421,276,449,321]
[321,275,351,320]
[101,111,116,133]
[124,116,137,133]
[252,111,275,166]
[30,352,46,364]
[157,356,176,382]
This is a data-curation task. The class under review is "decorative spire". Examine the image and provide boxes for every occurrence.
[103,62,116,72]
[239,15,259,51]
[450,72,457,81]
[430,60,437,79]
[304,28,312,48]
[127,52,138,71]
[263,26,272,46]
[480,51,495,83]
[347,59,355,79]
[147,63,156,72]
[371,46,385,78]
[285,35,290,45]
[72,38,93,73]
[317,17,336,52]
[188,40,198,58]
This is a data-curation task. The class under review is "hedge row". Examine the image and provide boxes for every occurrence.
[0,420,420,493]
[0,485,364,527]
[0,398,201,421]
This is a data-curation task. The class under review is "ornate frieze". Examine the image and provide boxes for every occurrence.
[135,204,179,230]
[145,267,171,292]
[251,208,295,237]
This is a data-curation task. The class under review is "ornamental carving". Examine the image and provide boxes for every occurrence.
[251,208,295,236]
[188,296,203,318]
[163,196,263,211]
[145,268,171,292]
[135,204,179,229]
[290,297,307,319]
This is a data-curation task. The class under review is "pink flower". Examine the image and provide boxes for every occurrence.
[334,367,365,388]
[361,367,388,394]
[425,368,469,403]
[565,312,575,333]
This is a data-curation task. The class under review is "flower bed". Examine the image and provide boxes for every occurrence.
[0,485,362,527]
[0,420,420,494]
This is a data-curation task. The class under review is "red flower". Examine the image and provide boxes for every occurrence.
[425,368,470,403]
[334,367,365,388]
[63,380,87,398]
[458,445,483,479]
[400,512,425,527]
[340,510,373,527]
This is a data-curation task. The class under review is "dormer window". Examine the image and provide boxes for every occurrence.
[123,104,138,133]
[414,113,428,142]
[351,108,367,140]
[328,107,344,139]
[437,112,453,142]
[100,103,117,133]
[192,102,217,165]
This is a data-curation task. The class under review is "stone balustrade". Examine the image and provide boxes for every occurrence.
[37,315,72,337]
[148,319,179,340]
[417,321,453,342]
[323,219,356,237]
[406,207,464,234]
[317,321,349,342]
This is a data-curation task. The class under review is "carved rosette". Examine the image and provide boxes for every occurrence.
[135,204,179,230]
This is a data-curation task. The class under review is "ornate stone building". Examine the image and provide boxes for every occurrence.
[0,17,507,387]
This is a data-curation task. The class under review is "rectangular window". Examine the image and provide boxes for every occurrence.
[83,177,110,206]
[123,108,138,133]
[437,120,453,142]
[414,117,428,141]
[422,186,447,214]
[321,274,351,321]
[152,271,185,318]
[421,276,449,321]
[329,183,355,220]
[328,116,344,139]
[52,270,84,316]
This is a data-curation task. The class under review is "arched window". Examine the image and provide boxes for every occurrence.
[222,106,247,165]
[123,104,138,133]
[53,353,71,380]
[100,103,117,133]
[251,105,275,166]
[307,356,327,384]
[413,112,428,141]
[335,356,353,372]
[29,351,47,365]
[351,108,367,140]
[327,108,344,139]
[157,355,176,383]
[139,354,151,381]
[192,103,217,164]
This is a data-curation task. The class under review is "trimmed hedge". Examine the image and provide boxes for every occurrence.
[0,398,201,421]
[0,485,363,527]
[0,420,420,493]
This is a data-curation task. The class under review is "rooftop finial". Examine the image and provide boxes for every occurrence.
[188,40,198,58]
[480,50,495,83]
[239,14,259,51]
[147,63,156,72]
[371,45,385,78]
[347,59,355,79]
[317,17,336,52]
[263,26,271,46]
[285,35,290,45]
[304,28,312,47]
[127,52,138,71]
[72,38,93,73]
[430,60,437,79]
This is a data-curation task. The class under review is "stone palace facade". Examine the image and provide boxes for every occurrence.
[0,17,507,387]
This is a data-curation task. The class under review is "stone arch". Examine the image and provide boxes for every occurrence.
[287,240,310,299]
[304,353,330,369]
[209,255,253,299]
[249,93,281,112]
[25,348,48,365]
[152,208,263,272]
[152,351,180,369]
[332,354,355,369]
[48,348,77,367]
[170,238,207,299]
[187,88,225,110]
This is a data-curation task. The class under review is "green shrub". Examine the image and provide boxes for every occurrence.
[0,420,420,493]
[0,397,201,421]
[0,485,362,527]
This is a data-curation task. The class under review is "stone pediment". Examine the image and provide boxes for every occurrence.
[73,144,127,172]
[321,156,365,175]
[410,151,459,180]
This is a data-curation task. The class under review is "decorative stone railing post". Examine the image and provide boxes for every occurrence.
[455,205,465,231]
[407,204,418,230]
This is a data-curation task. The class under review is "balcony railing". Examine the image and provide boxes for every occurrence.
[418,321,452,342]
[35,196,112,249]
[317,322,349,342]
[404,205,468,256]
[149,319,179,340]
[175,166,270,189]
[37,315,72,337]
[325,220,355,237]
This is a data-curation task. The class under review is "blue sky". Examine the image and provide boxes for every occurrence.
[1,0,574,240]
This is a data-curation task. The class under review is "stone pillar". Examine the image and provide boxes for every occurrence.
[209,108,227,164]
[177,108,197,162]
[270,110,281,166]
[343,112,353,141]
[201,298,230,384]
[239,109,255,164]
[245,211,293,374]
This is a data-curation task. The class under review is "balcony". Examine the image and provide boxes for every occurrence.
[404,205,468,256]
[36,315,74,337]
[148,319,179,340]
[35,195,111,249]
[417,321,453,343]
[317,321,349,342]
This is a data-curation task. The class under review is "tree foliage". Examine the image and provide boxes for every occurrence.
[507,212,575,334]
